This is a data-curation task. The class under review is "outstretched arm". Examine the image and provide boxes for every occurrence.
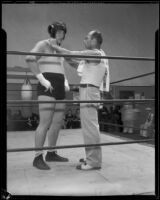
[51,44,101,64]
[65,58,80,69]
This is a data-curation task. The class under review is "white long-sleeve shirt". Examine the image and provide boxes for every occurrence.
[77,49,110,92]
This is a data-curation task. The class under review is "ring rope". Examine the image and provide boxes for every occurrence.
[7,71,155,92]
[7,119,154,132]
[99,122,154,131]
[111,72,155,84]
[7,139,154,153]
[7,119,38,122]
[7,99,155,104]
[7,105,36,107]
[7,51,155,61]
[7,90,37,92]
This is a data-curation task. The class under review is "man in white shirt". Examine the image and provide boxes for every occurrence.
[50,30,110,170]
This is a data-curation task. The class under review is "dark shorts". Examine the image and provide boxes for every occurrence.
[37,73,65,100]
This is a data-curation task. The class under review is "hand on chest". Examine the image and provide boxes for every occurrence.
[44,45,62,62]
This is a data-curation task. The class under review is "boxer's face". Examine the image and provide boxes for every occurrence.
[83,32,92,49]
[84,31,96,49]
[55,30,65,45]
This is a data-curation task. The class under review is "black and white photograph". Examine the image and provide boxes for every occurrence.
[1,1,159,198]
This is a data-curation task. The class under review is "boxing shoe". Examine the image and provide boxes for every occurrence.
[33,154,50,170]
[76,161,101,170]
[45,151,69,162]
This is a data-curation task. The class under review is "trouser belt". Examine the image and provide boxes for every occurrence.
[80,84,99,89]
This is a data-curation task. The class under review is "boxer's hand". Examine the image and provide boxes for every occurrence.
[49,39,59,49]
[48,38,57,45]
[47,39,59,52]
[65,84,70,91]
[65,79,70,91]
[50,44,59,51]
[36,73,54,93]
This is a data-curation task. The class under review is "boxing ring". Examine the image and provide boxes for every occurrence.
[6,49,156,196]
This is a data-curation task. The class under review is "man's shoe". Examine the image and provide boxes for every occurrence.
[33,154,50,170]
[76,162,101,170]
[45,151,69,162]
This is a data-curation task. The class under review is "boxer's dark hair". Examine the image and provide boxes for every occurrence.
[48,21,67,39]
[91,30,103,45]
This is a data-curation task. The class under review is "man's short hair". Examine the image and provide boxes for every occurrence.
[91,30,103,45]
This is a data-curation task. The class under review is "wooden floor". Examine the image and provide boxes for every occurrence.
[7,129,155,196]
